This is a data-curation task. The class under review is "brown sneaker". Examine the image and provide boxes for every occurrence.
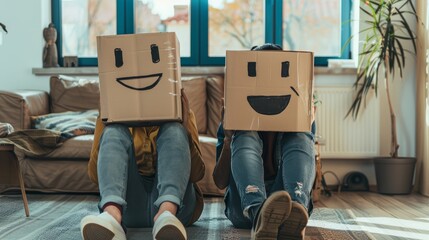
[277,202,308,240]
[251,191,292,240]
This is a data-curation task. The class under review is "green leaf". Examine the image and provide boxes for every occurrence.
[394,37,405,68]
[392,45,403,78]
[0,23,7,33]
[360,6,373,17]
[395,7,417,53]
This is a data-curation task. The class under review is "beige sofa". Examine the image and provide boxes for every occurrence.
[0,75,225,196]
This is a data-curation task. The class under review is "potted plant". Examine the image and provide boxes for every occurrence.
[347,0,418,194]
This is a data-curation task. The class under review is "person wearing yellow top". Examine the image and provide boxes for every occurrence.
[81,90,205,240]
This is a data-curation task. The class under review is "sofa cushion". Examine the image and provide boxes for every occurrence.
[0,90,49,130]
[206,76,224,137]
[43,134,94,159]
[31,110,98,140]
[0,123,14,137]
[18,155,98,193]
[182,77,207,134]
[50,75,100,113]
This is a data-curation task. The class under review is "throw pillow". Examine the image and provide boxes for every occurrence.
[206,75,224,137]
[50,75,100,113]
[31,110,99,140]
[0,122,14,137]
[181,77,207,134]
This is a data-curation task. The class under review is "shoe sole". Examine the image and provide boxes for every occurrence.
[278,202,308,240]
[154,224,186,240]
[252,191,292,240]
[82,223,115,240]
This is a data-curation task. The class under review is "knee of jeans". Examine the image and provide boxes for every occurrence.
[102,124,131,142]
[160,122,187,138]
[284,131,313,141]
[283,133,314,150]
[232,131,262,148]
[234,130,259,139]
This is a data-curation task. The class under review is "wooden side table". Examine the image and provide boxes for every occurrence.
[0,144,30,217]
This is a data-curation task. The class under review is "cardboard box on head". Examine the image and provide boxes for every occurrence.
[97,32,182,125]
[224,50,314,132]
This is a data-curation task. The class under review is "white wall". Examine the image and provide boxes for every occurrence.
[0,0,52,91]
[0,1,417,186]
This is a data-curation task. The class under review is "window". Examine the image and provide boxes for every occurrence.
[279,0,350,65]
[134,0,192,57]
[202,0,268,65]
[53,0,351,67]
[58,0,117,66]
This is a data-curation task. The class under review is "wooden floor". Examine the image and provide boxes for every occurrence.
[313,191,429,240]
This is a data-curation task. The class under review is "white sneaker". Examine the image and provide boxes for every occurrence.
[81,212,126,240]
[152,211,187,240]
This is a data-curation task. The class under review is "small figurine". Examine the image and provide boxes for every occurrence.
[43,23,59,68]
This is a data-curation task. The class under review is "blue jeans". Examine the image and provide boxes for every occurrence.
[97,122,196,227]
[225,131,316,229]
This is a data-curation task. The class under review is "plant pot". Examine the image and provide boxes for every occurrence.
[374,157,416,194]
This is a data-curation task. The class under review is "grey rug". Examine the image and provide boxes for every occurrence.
[0,194,372,240]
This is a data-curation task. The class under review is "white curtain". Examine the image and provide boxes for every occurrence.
[416,0,429,196]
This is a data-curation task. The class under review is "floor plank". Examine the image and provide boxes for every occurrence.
[315,191,429,240]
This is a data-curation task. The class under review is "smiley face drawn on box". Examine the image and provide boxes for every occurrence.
[97,32,182,124]
[245,59,295,115]
[224,50,314,132]
[112,44,163,91]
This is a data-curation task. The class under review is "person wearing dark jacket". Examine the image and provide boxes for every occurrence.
[214,43,316,240]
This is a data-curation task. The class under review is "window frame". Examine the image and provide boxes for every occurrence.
[52,0,352,67]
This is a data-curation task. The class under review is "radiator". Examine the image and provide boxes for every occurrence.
[314,87,380,158]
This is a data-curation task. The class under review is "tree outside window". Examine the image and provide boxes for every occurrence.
[135,0,191,57]
[208,0,265,56]
[62,0,116,57]
[282,0,341,56]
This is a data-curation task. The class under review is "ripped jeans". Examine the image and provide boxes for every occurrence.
[225,130,316,229]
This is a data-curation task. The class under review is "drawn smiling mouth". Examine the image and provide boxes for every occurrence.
[116,73,163,91]
[247,95,291,115]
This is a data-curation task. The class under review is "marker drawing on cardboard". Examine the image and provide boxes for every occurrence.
[245,60,292,115]
[97,32,182,125]
[224,50,314,132]
[114,44,163,91]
